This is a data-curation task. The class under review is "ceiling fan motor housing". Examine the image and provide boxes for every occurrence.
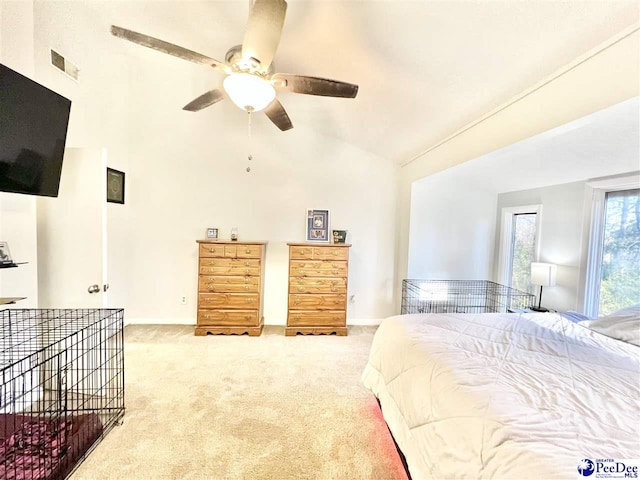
[225,44,273,76]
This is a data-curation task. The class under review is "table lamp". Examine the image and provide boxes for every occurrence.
[530,262,557,312]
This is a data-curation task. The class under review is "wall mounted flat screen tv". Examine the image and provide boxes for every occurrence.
[0,63,71,197]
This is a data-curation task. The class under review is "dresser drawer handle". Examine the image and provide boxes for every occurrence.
[207,283,215,291]
[245,285,250,291]
[333,270,339,275]
[294,297,301,305]
[245,248,252,254]
[292,316,300,322]
[244,315,252,320]
[246,298,254,304]
[245,268,250,274]
[299,270,306,275]
[244,261,250,266]
[333,249,339,256]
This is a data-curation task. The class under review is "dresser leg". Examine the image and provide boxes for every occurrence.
[285,326,347,336]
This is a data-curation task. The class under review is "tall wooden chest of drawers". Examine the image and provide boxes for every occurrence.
[286,242,351,336]
[195,240,266,336]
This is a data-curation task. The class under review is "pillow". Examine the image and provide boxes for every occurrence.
[560,310,592,323]
[580,304,640,346]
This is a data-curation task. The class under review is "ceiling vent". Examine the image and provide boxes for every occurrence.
[50,49,79,81]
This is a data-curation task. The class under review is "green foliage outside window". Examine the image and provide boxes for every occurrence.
[599,190,640,315]
[511,214,537,294]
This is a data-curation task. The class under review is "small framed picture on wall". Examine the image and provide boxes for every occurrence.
[306,209,329,242]
[106,168,125,204]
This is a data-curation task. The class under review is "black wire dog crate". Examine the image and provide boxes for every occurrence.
[401,280,535,314]
[0,308,125,480]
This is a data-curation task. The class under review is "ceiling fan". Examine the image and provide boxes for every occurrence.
[111,0,358,132]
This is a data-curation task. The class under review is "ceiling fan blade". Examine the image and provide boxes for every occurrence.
[182,89,225,112]
[111,25,227,71]
[242,0,287,70]
[264,98,293,131]
[271,74,358,98]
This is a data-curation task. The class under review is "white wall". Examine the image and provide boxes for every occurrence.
[0,0,39,307]
[21,1,397,324]
[121,95,397,323]
[395,28,639,311]
[408,170,496,280]
[494,181,587,312]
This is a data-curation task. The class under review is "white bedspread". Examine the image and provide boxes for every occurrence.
[361,312,640,479]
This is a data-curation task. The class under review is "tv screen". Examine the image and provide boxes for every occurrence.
[0,63,71,197]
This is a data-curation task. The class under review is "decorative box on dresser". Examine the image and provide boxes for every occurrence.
[286,242,351,336]
[195,240,266,336]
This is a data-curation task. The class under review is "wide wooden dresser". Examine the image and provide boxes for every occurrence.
[195,240,266,336]
[286,242,351,336]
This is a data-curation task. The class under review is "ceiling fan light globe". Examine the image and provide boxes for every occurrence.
[223,73,276,112]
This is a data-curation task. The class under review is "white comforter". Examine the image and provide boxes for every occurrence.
[361,312,640,479]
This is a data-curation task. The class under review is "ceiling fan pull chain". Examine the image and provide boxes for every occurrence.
[246,108,253,173]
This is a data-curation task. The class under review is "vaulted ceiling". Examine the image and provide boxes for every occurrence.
[29,1,640,164]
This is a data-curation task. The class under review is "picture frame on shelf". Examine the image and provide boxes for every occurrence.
[332,230,347,244]
[106,168,125,204]
[206,228,219,239]
[0,241,13,265]
[306,209,329,242]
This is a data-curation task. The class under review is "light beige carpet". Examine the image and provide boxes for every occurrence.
[71,325,408,480]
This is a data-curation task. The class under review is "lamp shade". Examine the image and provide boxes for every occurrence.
[223,73,276,112]
[530,262,557,287]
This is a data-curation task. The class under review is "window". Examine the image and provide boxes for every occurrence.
[497,205,541,292]
[582,175,640,317]
[509,213,537,292]
[597,189,640,315]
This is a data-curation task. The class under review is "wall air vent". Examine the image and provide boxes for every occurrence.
[50,49,79,81]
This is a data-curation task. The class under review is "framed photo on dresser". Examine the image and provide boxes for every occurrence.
[306,209,329,242]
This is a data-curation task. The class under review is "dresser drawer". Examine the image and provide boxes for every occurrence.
[290,246,349,261]
[310,247,349,261]
[197,309,259,326]
[289,294,346,310]
[199,258,261,276]
[199,293,260,309]
[200,258,260,268]
[236,244,263,259]
[289,277,346,294]
[289,260,347,278]
[199,275,260,293]
[199,243,226,257]
[288,310,345,326]
[200,243,263,259]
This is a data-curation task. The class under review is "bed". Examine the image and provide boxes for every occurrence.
[361,309,640,479]
[0,413,103,480]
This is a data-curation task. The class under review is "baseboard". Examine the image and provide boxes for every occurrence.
[125,317,386,326]
[347,318,385,326]
[124,317,195,326]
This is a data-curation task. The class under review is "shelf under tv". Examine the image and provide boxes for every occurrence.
[0,262,27,269]
[0,297,26,305]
